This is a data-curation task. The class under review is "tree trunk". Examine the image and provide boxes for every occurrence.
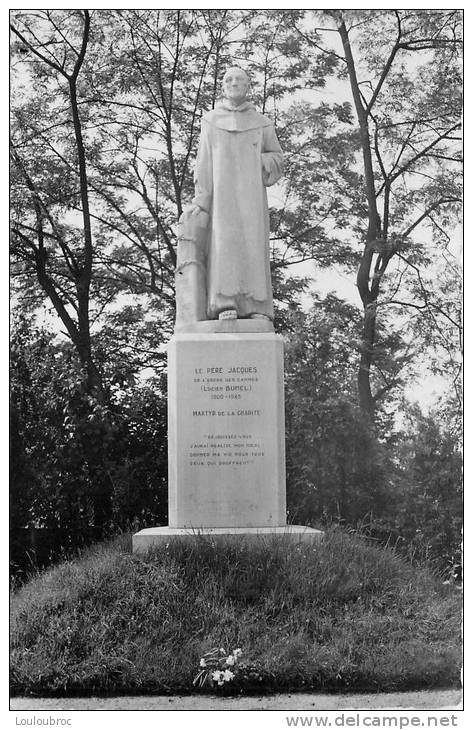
[76,282,104,398]
[337,16,381,426]
[358,301,376,419]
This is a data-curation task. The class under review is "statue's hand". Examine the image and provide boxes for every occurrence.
[181,204,203,220]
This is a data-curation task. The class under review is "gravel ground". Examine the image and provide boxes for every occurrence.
[10,689,462,711]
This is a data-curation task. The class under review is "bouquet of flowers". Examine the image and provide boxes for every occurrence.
[193,646,243,688]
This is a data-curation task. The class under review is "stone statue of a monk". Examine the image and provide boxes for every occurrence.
[182,67,284,322]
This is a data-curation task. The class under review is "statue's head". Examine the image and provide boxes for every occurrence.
[222,67,250,106]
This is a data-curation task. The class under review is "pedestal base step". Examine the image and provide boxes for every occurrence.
[133,525,323,553]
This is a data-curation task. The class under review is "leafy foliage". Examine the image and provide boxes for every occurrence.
[372,403,462,573]
[10,318,168,578]
[284,297,394,526]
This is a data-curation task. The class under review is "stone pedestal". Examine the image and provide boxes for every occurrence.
[133,322,322,552]
[169,330,286,528]
[133,525,323,554]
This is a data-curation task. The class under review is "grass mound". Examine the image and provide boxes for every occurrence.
[10,529,461,696]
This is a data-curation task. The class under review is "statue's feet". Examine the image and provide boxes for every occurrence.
[249,313,272,321]
[218,309,237,320]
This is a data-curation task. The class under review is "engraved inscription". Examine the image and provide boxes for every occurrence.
[193,365,259,400]
[189,433,265,467]
[188,362,265,469]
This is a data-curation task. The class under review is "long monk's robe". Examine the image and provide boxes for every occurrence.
[192,101,284,319]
